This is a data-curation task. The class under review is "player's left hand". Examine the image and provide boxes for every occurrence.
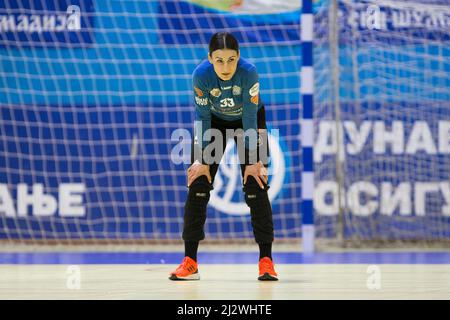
[243,161,268,189]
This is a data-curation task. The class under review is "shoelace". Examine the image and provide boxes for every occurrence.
[260,259,276,274]
[176,258,194,273]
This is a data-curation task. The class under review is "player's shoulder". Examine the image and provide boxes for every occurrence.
[192,59,215,84]
[237,57,257,76]
[236,57,258,85]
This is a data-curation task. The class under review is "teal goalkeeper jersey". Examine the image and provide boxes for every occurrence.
[192,57,263,154]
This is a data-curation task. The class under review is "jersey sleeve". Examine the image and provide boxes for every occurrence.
[242,67,260,164]
[192,71,211,164]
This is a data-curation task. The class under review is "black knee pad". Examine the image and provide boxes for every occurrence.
[243,177,274,244]
[183,175,213,241]
[185,175,213,213]
[243,176,271,212]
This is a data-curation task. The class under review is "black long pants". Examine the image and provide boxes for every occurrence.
[183,106,274,244]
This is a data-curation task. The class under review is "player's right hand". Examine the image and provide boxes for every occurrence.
[187,161,212,187]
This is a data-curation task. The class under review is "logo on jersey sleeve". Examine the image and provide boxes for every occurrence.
[195,96,208,106]
[249,83,259,97]
[210,88,221,97]
[194,86,203,97]
[249,83,259,105]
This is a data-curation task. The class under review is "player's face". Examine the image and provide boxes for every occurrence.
[209,49,240,81]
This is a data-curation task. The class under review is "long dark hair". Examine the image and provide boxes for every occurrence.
[208,32,239,56]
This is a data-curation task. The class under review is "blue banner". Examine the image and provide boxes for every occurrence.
[314,100,450,239]
[0,0,94,47]
[0,0,448,241]
[157,0,301,45]
[338,0,450,44]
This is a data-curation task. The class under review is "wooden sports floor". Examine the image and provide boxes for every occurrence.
[0,249,449,300]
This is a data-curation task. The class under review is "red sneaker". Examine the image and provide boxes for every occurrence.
[169,256,200,281]
[258,257,278,281]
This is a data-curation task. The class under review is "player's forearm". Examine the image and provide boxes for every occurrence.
[193,116,212,164]
[242,115,258,164]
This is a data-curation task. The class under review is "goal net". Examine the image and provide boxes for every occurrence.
[0,0,449,247]
[0,0,303,243]
[314,0,450,246]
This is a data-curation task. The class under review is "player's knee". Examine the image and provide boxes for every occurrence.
[243,178,270,211]
[190,174,211,187]
[185,176,213,213]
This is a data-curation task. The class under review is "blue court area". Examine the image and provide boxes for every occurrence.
[0,251,449,265]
